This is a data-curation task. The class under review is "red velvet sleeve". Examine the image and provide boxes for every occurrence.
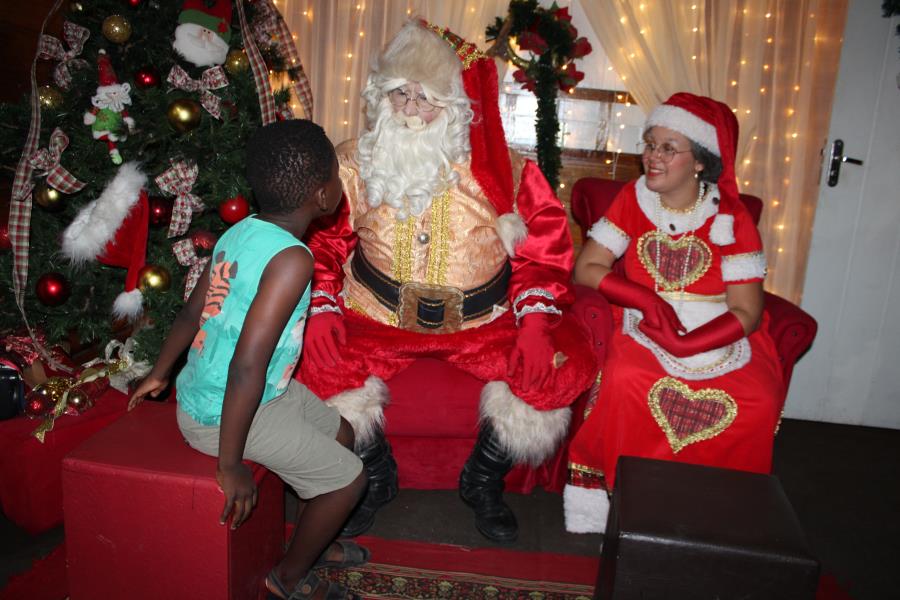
[507,160,576,310]
[302,194,357,307]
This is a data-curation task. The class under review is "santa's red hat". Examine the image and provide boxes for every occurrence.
[61,163,149,320]
[645,92,740,208]
[97,49,119,86]
[420,21,515,217]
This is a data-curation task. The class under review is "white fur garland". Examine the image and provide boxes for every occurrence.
[61,162,147,263]
[709,213,736,246]
[496,212,528,257]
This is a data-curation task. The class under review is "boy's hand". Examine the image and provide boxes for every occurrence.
[217,463,258,529]
[128,374,169,410]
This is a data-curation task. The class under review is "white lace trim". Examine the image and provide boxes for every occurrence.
[587,217,630,258]
[310,304,342,317]
[622,306,751,381]
[311,290,339,303]
[635,176,720,235]
[722,251,767,282]
[515,302,562,325]
[513,288,556,311]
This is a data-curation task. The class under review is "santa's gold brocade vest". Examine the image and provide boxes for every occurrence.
[338,142,518,329]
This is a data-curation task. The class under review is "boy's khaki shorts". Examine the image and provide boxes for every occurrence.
[177,380,362,499]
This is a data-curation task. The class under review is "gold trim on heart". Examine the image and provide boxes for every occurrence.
[637,231,712,291]
[648,377,737,453]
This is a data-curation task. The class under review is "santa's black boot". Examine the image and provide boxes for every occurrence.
[459,424,518,542]
[341,431,399,537]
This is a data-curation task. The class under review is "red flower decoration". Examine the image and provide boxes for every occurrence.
[517,31,549,55]
[571,37,592,59]
[555,6,572,22]
[513,69,536,92]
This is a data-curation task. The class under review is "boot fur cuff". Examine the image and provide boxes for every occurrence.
[479,381,571,466]
[325,376,389,449]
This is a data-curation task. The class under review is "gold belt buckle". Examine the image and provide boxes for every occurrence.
[398,282,464,334]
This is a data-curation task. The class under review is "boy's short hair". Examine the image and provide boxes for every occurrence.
[246,119,336,214]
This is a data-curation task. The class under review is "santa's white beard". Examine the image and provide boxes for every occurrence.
[358,107,468,220]
[173,23,229,67]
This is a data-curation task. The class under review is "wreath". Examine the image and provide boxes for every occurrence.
[487,0,592,189]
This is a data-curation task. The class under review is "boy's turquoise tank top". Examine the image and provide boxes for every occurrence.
[176,216,311,425]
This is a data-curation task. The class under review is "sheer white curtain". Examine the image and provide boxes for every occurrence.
[280,0,509,144]
[579,0,848,304]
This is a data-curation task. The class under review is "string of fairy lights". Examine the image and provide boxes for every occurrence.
[276,1,840,299]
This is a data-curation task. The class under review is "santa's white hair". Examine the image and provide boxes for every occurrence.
[357,20,474,220]
[173,23,229,67]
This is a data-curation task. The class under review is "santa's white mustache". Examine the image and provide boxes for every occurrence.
[392,111,427,132]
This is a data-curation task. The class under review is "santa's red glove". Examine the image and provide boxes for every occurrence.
[508,313,555,392]
[639,311,745,358]
[598,273,685,333]
[303,312,346,368]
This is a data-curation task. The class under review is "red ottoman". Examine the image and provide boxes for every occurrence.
[62,401,284,600]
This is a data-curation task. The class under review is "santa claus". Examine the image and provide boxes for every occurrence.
[296,20,596,542]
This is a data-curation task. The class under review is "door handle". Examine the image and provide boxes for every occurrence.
[826,139,864,187]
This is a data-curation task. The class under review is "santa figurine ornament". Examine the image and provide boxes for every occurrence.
[84,50,135,165]
[172,0,233,67]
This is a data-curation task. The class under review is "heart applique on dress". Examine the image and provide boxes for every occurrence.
[637,231,712,291]
[648,376,737,453]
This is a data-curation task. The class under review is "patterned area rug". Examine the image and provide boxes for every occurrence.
[319,536,597,600]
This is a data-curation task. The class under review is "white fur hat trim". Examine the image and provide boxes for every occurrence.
[646,104,720,156]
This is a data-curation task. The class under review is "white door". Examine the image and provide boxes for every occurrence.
[786,1,900,428]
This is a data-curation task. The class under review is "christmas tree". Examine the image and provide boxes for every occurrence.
[0,0,310,362]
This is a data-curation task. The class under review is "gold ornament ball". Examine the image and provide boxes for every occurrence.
[38,85,64,110]
[166,98,202,133]
[31,376,77,409]
[224,49,249,76]
[67,388,93,414]
[138,264,171,293]
[34,182,66,212]
[102,15,132,44]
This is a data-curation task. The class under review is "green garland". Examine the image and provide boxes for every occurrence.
[487,0,592,189]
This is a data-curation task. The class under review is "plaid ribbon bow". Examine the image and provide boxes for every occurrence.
[250,0,314,119]
[28,128,86,193]
[166,65,230,120]
[172,239,211,301]
[154,161,204,238]
[37,21,90,90]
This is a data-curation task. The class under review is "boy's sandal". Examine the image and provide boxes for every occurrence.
[266,568,360,600]
[313,539,370,569]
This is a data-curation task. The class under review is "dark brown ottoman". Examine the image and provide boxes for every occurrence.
[596,457,819,600]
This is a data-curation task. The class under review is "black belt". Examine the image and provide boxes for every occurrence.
[351,246,511,330]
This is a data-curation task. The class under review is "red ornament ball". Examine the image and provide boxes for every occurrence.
[148,196,173,228]
[24,393,52,418]
[35,272,71,307]
[191,229,218,252]
[134,66,160,89]
[219,195,250,224]
[126,0,142,6]
[0,221,10,252]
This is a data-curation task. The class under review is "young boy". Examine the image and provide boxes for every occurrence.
[130,120,366,600]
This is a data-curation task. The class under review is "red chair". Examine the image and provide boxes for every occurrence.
[570,177,817,387]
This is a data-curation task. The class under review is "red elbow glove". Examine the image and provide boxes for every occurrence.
[639,311,746,358]
[508,313,555,392]
[598,273,685,333]
[303,312,346,368]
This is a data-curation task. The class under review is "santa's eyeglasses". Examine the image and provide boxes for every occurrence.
[387,88,438,113]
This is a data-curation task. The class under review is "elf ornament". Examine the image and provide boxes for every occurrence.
[83,50,135,165]
[172,0,233,68]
